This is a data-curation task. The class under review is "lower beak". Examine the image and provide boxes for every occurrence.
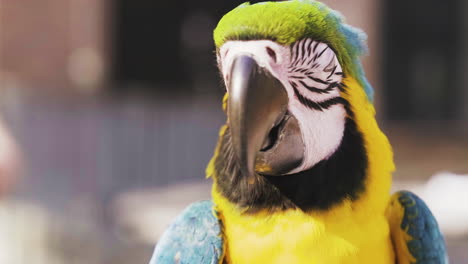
[227,55,288,178]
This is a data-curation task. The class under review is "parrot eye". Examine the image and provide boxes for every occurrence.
[266,47,277,63]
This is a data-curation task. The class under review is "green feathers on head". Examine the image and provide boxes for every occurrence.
[213,0,374,101]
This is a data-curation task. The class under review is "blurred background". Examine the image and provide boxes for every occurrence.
[0,0,467,263]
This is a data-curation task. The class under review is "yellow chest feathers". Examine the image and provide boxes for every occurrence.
[217,204,395,264]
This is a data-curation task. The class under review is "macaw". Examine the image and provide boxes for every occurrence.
[149,1,448,263]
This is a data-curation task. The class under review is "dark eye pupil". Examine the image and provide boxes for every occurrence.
[266,47,277,63]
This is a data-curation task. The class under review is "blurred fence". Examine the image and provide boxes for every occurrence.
[0,92,225,263]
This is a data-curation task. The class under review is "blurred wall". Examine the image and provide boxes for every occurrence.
[382,0,465,121]
[0,0,108,95]
[462,0,468,120]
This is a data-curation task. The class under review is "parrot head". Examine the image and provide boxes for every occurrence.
[208,0,390,213]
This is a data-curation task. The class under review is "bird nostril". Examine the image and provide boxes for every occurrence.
[266,47,277,63]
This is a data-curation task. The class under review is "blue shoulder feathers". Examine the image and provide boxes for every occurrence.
[149,201,224,264]
[390,191,448,264]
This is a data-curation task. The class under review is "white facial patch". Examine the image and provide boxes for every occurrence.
[218,40,291,86]
[218,39,346,174]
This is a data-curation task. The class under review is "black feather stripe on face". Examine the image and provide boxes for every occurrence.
[291,84,348,111]
[288,39,343,100]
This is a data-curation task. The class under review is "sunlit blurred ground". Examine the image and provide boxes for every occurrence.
[0,94,466,264]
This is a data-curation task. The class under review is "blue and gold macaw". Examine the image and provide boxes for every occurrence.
[150,1,448,263]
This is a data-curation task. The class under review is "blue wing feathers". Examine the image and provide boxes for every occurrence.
[396,191,448,264]
[149,200,223,264]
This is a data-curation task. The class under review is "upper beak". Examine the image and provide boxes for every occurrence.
[227,55,288,178]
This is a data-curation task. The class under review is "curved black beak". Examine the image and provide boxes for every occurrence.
[227,55,288,178]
